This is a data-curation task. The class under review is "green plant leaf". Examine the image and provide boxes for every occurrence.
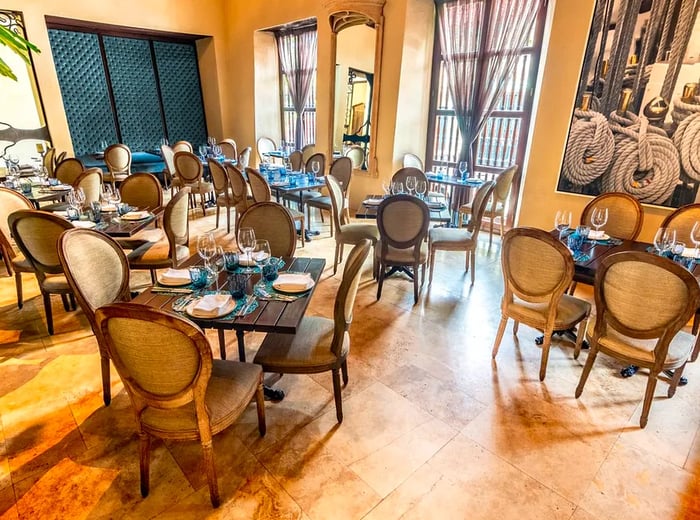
[0,24,40,81]
[0,57,18,81]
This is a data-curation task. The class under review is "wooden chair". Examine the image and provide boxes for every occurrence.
[458,165,518,246]
[172,140,193,153]
[42,168,102,212]
[225,164,252,231]
[326,174,378,275]
[254,240,371,423]
[288,150,303,171]
[95,303,266,507]
[160,144,176,192]
[492,227,591,381]
[256,137,276,163]
[306,156,353,236]
[237,202,297,257]
[103,144,132,190]
[246,167,305,247]
[208,159,235,233]
[218,139,237,161]
[345,145,364,169]
[8,210,76,335]
[580,192,644,240]
[127,188,191,283]
[238,146,252,169]
[54,157,84,185]
[402,153,424,170]
[575,251,699,428]
[120,172,163,212]
[0,188,34,308]
[173,151,213,216]
[428,180,496,285]
[43,147,56,177]
[376,195,430,304]
[283,152,326,209]
[58,229,131,406]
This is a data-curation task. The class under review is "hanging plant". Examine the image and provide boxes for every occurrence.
[0,24,40,81]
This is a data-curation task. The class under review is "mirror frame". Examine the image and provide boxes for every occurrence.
[324,0,386,177]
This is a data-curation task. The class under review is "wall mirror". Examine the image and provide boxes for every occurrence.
[325,0,385,176]
[557,0,700,208]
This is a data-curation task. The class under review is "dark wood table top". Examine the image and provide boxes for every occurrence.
[97,212,158,237]
[132,255,326,335]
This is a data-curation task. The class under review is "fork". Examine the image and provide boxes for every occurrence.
[172,295,194,312]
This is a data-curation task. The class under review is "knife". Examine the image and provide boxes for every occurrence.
[236,294,256,316]
[151,286,193,295]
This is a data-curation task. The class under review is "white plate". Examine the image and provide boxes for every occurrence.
[121,211,151,221]
[157,276,191,287]
[587,233,610,241]
[49,185,70,191]
[363,198,383,206]
[272,273,315,294]
[185,297,237,319]
[72,221,96,229]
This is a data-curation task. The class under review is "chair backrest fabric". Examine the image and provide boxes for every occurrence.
[377,195,429,255]
[301,144,316,164]
[104,144,131,175]
[345,146,364,169]
[164,188,191,252]
[660,203,700,245]
[238,147,252,169]
[226,164,248,203]
[304,152,326,177]
[160,144,176,178]
[0,188,33,260]
[257,137,276,162]
[219,139,238,160]
[55,158,84,185]
[172,141,193,153]
[120,173,163,211]
[174,151,203,184]
[493,165,518,206]
[8,210,74,278]
[580,192,644,240]
[391,167,428,188]
[207,159,228,195]
[289,151,303,171]
[329,157,353,195]
[237,202,297,257]
[326,174,348,229]
[44,147,56,177]
[74,168,103,205]
[245,168,272,203]
[465,180,496,234]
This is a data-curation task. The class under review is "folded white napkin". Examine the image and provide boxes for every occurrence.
[123,210,150,220]
[588,230,607,240]
[160,268,191,284]
[363,198,383,206]
[53,210,68,217]
[273,273,313,292]
[101,204,117,212]
[72,221,96,229]
[681,247,699,258]
[192,294,232,318]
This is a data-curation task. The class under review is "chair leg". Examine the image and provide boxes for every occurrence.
[226,206,231,234]
[413,263,420,304]
[43,292,54,335]
[332,368,343,423]
[60,293,70,311]
[15,272,23,309]
[667,363,687,398]
[377,264,385,300]
[150,270,157,285]
[341,359,349,385]
[333,242,341,275]
[489,215,495,247]
[492,316,508,358]
[691,333,700,363]
[539,332,553,381]
[300,217,305,247]
[69,293,77,310]
[201,440,220,507]
[428,247,436,283]
[469,249,476,285]
[218,329,226,360]
[575,343,599,398]
[101,354,111,406]
[640,372,659,428]
[256,381,266,436]
[215,205,220,228]
[139,431,151,497]
[573,316,589,360]
[513,321,520,334]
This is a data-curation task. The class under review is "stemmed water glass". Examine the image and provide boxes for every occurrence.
[653,227,676,256]
[591,207,608,238]
[197,232,216,271]
[405,176,416,195]
[310,160,321,177]
[415,180,427,200]
[381,180,391,196]
[237,227,256,273]
[391,181,404,195]
[210,246,226,294]
[691,221,700,258]
[554,210,572,239]
[252,239,271,272]
[74,187,86,211]
[458,161,468,180]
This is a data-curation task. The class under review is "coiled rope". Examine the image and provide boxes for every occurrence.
[562,109,615,185]
[672,98,700,181]
[660,0,700,101]
[603,115,680,204]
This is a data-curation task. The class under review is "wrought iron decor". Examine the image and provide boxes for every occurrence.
[0,10,51,166]
[557,0,700,208]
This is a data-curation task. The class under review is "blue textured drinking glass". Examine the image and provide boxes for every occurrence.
[189,266,209,289]
[568,232,585,256]
[223,251,239,272]
[262,257,281,281]
[228,273,247,300]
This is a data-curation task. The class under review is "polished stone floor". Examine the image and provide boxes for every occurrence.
[1,209,699,519]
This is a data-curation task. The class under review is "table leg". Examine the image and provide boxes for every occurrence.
[236,330,246,362]
[218,329,226,360]
[620,365,688,386]
[236,329,286,400]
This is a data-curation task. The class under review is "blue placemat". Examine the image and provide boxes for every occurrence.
[226,258,286,275]
[253,279,306,300]
[171,292,259,318]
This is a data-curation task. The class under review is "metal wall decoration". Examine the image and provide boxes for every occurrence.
[0,10,51,168]
[557,0,700,208]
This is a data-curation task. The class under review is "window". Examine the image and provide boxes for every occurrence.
[426,0,546,187]
[276,26,317,149]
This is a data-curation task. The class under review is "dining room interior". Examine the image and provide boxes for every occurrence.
[1,0,700,518]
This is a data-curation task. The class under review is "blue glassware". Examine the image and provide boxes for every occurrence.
[567,231,585,256]
[223,251,239,272]
[262,257,281,281]
[189,266,209,289]
[228,273,247,299]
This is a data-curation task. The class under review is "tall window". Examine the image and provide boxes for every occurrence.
[426,0,546,187]
[276,26,317,149]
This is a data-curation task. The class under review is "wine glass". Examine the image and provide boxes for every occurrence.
[415,180,427,199]
[310,160,321,177]
[691,221,700,258]
[391,181,404,195]
[653,227,676,256]
[74,187,86,211]
[237,227,256,273]
[197,232,216,270]
[101,184,113,205]
[405,176,416,195]
[252,239,271,272]
[554,210,572,239]
[210,246,226,294]
[458,161,468,180]
[381,180,391,196]
[591,207,608,237]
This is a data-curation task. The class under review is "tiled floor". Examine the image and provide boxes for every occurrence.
[1,209,700,519]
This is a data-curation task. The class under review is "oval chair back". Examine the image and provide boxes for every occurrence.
[218,139,237,160]
[237,202,297,257]
[580,192,643,240]
[55,157,84,185]
[245,167,272,203]
[120,172,163,211]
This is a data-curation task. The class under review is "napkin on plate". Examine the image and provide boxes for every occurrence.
[588,230,607,240]
[273,273,313,292]
[192,294,232,318]
[72,221,96,229]
[101,204,117,212]
[681,247,700,258]
[363,198,383,206]
[159,268,191,284]
[123,210,150,220]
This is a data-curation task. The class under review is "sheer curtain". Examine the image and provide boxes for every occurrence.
[438,0,545,173]
[277,28,317,149]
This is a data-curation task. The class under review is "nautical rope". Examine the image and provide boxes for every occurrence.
[660,0,700,101]
[576,0,608,107]
[656,0,683,62]
[603,116,680,204]
[631,0,670,106]
[671,96,700,126]
[672,99,700,181]
[562,109,615,185]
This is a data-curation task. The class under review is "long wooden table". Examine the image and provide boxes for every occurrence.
[132,255,325,362]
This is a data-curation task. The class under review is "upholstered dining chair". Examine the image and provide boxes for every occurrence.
[575,251,699,428]
[225,164,251,230]
[160,144,176,192]
[103,144,132,190]
[0,188,34,308]
[238,146,252,169]
[326,173,378,275]
[127,188,191,283]
[428,180,496,285]
[120,172,163,212]
[301,144,315,164]
[58,228,131,406]
[345,145,364,169]
[376,195,430,304]
[8,210,76,335]
[95,303,266,507]
[283,152,326,210]
[256,136,276,163]
[172,140,193,153]
[307,156,353,236]
[54,157,84,186]
[254,239,371,423]
[218,138,238,161]
[392,166,445,205]
[580,192,644,240]
[289,150,303,171]
[237,202,297,257]
[43,147,56,177]
[173,151,213,216]
[402,153,424,170]
[42,168,102,212]
[208,159,235,233]
[492,227,591,381]
[246,167,305,246]
[458,165,518,246]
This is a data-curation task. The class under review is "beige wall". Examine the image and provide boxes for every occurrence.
[517,0,672,241]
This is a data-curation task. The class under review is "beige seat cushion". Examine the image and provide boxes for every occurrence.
[115,229,166,251]
[104,173,129,182]
[376,240,428,264]
[585,314,694,366]
[184,181,213,195]
[216,191,234,204]
[254,316,348,370]
[505,294,590,330]
[429,227,475,246]
[338,223,379,243]
[127,240,189,266]
[140,360,261,436]
[41,273,71,292]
